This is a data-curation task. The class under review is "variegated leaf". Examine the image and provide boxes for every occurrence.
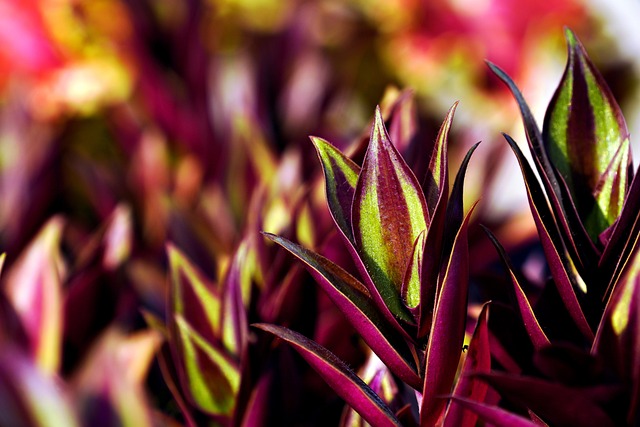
[543,29,631,240]
[352,107,428,322]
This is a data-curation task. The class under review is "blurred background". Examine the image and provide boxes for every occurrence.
[0,0,639,425]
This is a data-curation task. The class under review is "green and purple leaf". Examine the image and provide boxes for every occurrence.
[174,315,240,416]
[220,241,249,359]
[476,372,618,427]
[401,230,426,313]
[254,324,401,427]
[167,244,221,342]
[444,303,491,427]
[423,102,456,216]
[504,134,594,340]
[263,233,422,389]
[4,218,64,374]
[311,136,361,244]
[352,106,428,322]
[543,29,632,240]
[488,60,597,272]
[484,227,550,350]
[594,243,640,424]
[421,204,476,426]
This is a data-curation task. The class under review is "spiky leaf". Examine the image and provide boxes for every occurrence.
[352,107,428,322]
[254,324,401,427]
[543,29,631,239]
[264,233,422,389]
[421,204,476,426]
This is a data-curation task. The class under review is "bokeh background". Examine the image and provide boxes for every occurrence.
[0,0,639,425]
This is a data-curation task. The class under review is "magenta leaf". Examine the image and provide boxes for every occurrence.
[419,142,479,338]
[476,372,618,427]
[483,226,550,349]
[352,106,428,322]
[254,324,401,427]
[444,303,491,427]
[263,233,422,389]
[504,134,594,340]
[421,204,476,426]
[448,397,541,427]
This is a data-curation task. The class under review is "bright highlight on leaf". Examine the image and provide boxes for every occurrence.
[352,106,428,321]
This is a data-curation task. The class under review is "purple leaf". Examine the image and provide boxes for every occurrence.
[476,372,617,427]
[444,303,491,427]
[352,106,428,322]
[419,142,479,338]
[311,136,361,244]
[543,29,631,239]
[448,397,541,427]
[483,226,550,349]
[263,233,422,389]
[421,204,476,426]
[254,324,401,427]
[504,134,594,340]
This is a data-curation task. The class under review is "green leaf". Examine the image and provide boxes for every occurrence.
[543,29,631,239]
[167,244,221,341]
[311,136,360,243]
[175,315,240,416]
[352,106,428,321]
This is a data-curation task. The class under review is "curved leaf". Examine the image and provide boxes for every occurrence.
[421,203,476,426]
[504,134,594,340]
[543,29,631,239]
[483,226,550,350]
[4,218,64,374]
[448,397,540,427]
[444,303,492,427]
[311,136,361,244]
[263,233,422,389]
[254,324,401,427]
[476,372,617,427]
[352,106,428,322]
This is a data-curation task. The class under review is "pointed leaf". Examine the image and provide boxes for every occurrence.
[167,244,221,341]
[594,243,640,424]
[421,204,476,426]
[448,397,540,427]
[444,303,491,427]
[419,143,479,338]
[477,372,618,427]
[220,240,250,358]
[488,60,597,273]
[423,102,456,216]
[254,324,401,427]
[352,107,428,322]
[483,226,550,349]
[543,29,631,239]
[4,217,64,374]
[174,315,240,416]
[311,136,361,243]
[263,233,422,389]
[504,134,594,340]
